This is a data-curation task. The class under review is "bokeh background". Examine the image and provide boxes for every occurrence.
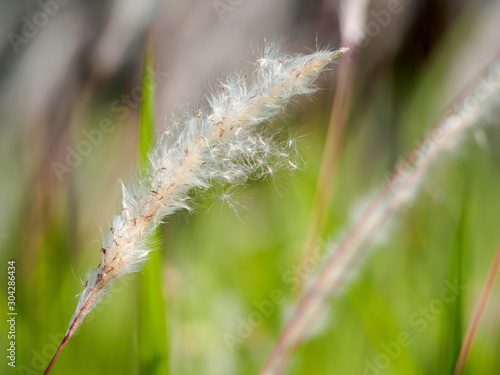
[1,0,500,374]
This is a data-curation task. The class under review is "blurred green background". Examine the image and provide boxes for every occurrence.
[1,0,500,374]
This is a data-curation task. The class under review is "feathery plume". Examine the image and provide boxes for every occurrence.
[43,45,349,374]
[259,51,500,375]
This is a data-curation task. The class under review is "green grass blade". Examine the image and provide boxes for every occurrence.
[137,33,169,375]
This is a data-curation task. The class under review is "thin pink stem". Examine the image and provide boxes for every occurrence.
[43,290,93,374]
[43,333,70,375]
[453,244,500,375]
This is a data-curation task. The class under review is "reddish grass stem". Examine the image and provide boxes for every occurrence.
[43,333,70,375]
[43,293,91,374]
[453,244,500,375]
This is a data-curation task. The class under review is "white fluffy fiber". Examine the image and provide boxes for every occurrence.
[66,45,349,337]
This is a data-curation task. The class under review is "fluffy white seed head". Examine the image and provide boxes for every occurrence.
[66,45,349,337]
